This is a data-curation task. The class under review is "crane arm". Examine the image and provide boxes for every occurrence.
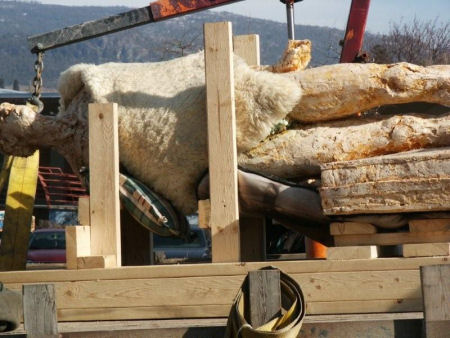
[27,0,244,53]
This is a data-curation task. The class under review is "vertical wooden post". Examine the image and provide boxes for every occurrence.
[421,264,450,337]
[204,22,240,263]
[233,34,266,262]
[248,270,281,328]
[65,225,91,270]
[88,103,121,267]
[23,284,58,337]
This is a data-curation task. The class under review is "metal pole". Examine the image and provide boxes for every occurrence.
[285,0,295,40]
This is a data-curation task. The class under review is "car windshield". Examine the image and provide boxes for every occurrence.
[154,229,206,248]
[29,231,66,250]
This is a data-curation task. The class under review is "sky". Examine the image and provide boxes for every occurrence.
[38,0,449,34]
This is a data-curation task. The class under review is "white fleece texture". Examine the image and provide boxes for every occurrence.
[58,52,301,214]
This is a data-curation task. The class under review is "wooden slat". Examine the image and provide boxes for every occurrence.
[334,231,450,246]
[77,196,90,226]
[233,34,260,66]
[327,246,378,260]
[248,270,281,327]
[88,103,121,267]
[23,284,58,337]
[198,199,211,229]
[77,255,116,269]
[65,226,91,270]
[204,22,240,263]
[403,243,450,258]
[5,270,424,310]
[330,222,377,235]
[1,257,449,284]
[421,265,450,337]
[409,219,450,232]
[233,34,266,263]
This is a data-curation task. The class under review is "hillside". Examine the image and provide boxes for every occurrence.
[0,0,348,90]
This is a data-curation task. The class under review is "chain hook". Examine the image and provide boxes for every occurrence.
[27,50,45,113]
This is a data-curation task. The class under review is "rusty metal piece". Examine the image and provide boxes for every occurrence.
[150,0,242,21]
[340,0,371,63]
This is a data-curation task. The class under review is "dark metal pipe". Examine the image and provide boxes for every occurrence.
[285,1,295,40]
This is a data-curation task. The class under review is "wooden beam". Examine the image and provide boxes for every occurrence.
[327,246,378,260]
[421,265,450,337]
[233,34,266,263]
[248,269,281,327]
[77,196,90,226]
[77,255,117,269]
[23,284,58,337]
[233,34,260,66]
[65,226,91,270]
[334,231,450,246]
[1,257,450,284]
[330,222,377,235]
[204,22,240,263]
[409,219,450,232]
[198,199,211,229]
[88,103,121,267]
[403,243,450,258]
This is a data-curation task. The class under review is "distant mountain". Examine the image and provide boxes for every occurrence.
[0,0,352,90]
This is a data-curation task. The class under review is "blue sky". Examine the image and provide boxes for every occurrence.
[39,0,449,33]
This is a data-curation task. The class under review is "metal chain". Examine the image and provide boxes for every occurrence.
[27,51,45,113]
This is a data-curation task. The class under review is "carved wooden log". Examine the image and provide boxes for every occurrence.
[285,63,449,122]
[240,113,450,178]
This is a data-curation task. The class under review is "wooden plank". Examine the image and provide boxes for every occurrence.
[330,222,377,235]
[321,177,450,215]
[77,255,116,269]
[327,246,378,260]
[1,257,450,284]
[334,231,450,246]
[204,22,240,263]
[248,270,281,327]
[77,196,90,226]
[54,300,423,321]
[65,226,91,270]
[409,219,450,232]
[4,270,424,310]
[23,284,58,337]
[403,243,450,258]
[198,199,211,229]
[233,34,260,66]
[88,103,121,267]
[421,265,450,337]
[233,33,266,263]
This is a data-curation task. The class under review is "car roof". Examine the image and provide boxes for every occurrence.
[33,228,65,233]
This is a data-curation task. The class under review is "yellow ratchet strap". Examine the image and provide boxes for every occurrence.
[0,151,39,271]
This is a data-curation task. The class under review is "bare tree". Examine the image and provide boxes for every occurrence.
[370,17,449,65]
[155,32,201,61]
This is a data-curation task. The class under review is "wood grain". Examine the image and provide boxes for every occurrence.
[409,219,450,232]
[233,34,260,66]
[421,265,450,337]
[65,226,91,270]
[403,243,450,258]
[77,196,90,226]
[327,246,378,260]
[204,22,240,263]
[248,270,281,327]
[88,103,121,267]
[334,231,450,246]
[23,284,58,337]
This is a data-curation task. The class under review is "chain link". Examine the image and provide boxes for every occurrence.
[27,51,44,113]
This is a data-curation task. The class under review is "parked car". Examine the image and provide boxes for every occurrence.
[27,229,66,263]
[153,228,211,264]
